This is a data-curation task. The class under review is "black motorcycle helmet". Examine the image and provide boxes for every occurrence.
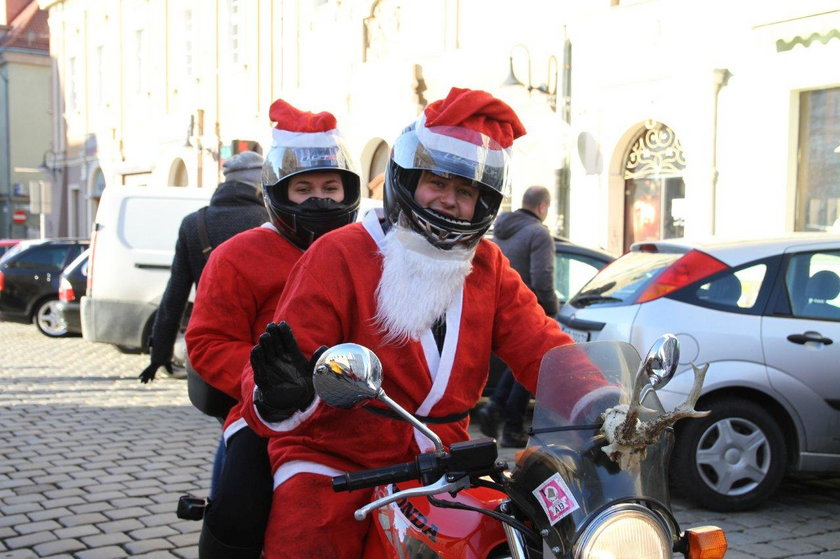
[383,88,524,250]
[262,100,361,249]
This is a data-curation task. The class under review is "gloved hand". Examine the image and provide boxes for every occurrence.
[139,361,173,384]
[251,321,327,421]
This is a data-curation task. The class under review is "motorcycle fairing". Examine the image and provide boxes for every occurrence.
[505,341,678,555]
[364,481,510,558]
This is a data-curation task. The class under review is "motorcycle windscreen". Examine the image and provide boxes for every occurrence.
[506,341,673,552]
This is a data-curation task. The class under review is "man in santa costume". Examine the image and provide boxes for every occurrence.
[185,99,360,558]
[241,87,607,558]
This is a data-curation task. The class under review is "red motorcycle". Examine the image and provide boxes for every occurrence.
[313,336,728,559]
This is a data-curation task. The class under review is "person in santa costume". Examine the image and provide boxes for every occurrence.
[241,87,610,559]
[184,98,360,558]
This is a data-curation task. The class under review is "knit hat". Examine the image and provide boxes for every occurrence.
[222,150,264,187]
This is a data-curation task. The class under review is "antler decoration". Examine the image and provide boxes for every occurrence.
[601,362,710,470]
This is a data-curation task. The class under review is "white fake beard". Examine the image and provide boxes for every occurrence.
[374,225,475,345]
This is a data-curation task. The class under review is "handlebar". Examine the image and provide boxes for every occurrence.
[332,461,419,492]
[331,437,500,493]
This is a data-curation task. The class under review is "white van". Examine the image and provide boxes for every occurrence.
[81,186,213,353]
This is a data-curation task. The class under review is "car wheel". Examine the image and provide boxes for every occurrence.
[33,298,69,338]
[672,397,786,512]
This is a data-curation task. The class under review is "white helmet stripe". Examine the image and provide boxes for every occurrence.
[271,128,344,148]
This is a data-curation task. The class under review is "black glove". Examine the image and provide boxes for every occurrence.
[251,321,327,421]
[139,361,173,384]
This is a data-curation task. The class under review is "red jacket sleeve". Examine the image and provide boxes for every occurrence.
[186,249,261,399]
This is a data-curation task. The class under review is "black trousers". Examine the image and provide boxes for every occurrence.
[201,426,273,555]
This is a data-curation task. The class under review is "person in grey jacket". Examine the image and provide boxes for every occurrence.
[478,185,558,447]
[139,151,268,383]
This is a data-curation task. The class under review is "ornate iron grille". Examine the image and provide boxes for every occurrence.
[624,123,686,180]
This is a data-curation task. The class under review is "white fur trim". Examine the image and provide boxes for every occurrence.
[271,128,342,148]
[222,418,248,444]
[362,207,386,245]
[412,291,463,453]
[253,388,322,432]
[419,331,440,381]
[273,460,344,490]
[413,113,510,166]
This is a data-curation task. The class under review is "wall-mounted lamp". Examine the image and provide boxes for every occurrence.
[184,114,195,148]
[502,44,558,112]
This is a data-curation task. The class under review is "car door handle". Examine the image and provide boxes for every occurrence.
[787,332,833,346]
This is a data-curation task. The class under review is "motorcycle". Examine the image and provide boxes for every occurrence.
[311,335,728,559]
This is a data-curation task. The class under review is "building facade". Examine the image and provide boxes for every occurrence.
[0,0,51,239]
[38,0,840,254]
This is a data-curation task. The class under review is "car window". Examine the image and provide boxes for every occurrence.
[8,246,70,270]
[64,248,90,277]
[0,243,24,264]
[785,250,840,320]
[570,250,682,307]
[67,244,85,263]
[692,264,766,311]
[121,198,205,251]
[554,253,610,303]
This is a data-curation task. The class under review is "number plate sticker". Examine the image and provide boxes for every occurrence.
[533,473,580,525]
[561,326,590,343]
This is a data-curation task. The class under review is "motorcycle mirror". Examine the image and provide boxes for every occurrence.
[312,343,383,409]
[312,342,447,456]
[642,334,679,390]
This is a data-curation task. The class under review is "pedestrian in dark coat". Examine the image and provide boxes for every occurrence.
[139,151,268,383]
[478,185,558,447]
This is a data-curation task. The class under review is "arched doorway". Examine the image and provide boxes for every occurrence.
[622,122,686,251]
[366,140,389,200]
[169,158,189,187]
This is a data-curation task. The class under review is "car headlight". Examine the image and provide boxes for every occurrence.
[575,504,671,559]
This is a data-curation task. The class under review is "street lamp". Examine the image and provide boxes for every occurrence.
[502,40,573,237]
[502,44,558,112]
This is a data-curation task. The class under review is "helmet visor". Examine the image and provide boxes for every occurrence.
[263,129,358,187]
[391,121,512,196]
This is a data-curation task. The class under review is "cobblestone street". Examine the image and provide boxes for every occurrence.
[1,321,839,558]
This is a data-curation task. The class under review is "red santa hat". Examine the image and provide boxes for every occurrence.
[422,87,526,149]
[268,98,341,147]
[399,88,525,191]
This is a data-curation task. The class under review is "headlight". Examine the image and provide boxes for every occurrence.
[575,504,671,559]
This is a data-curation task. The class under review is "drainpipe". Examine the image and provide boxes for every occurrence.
[710,68,731,235]
[556,32,572,238]
[1,64,11,237]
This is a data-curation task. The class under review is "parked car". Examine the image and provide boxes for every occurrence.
[57,249,90,335]
[82,187,380,357]
[557,233,840,511]
[0,238,89,337]
[485,237,614,394]
[81,186,213,354]
[0,239,20,259]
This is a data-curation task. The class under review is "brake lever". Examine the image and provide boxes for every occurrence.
[353,474,472,520]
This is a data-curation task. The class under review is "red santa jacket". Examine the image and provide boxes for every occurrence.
[186,225,302,435]
[240,211,610,488]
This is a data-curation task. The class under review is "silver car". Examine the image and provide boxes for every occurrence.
[557,233,840,511]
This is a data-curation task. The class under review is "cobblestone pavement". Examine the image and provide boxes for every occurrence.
[1,321,839,558]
